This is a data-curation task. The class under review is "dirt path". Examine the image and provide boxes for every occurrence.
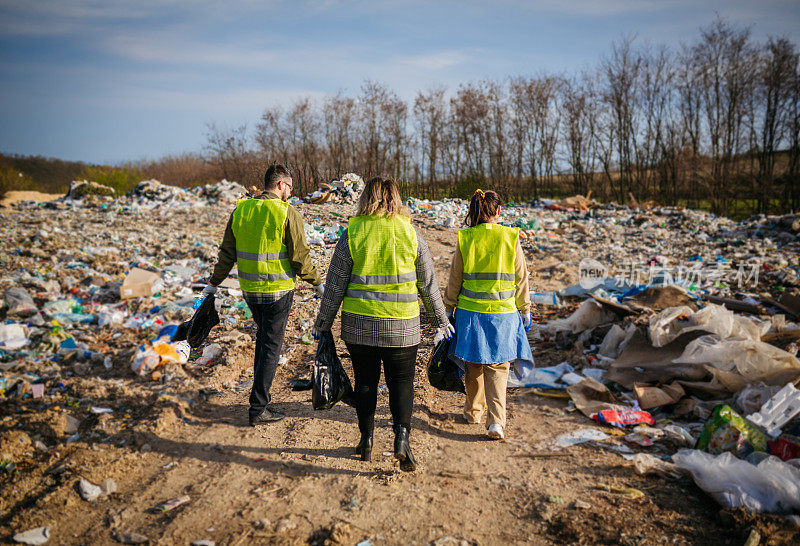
[6,342,796,545]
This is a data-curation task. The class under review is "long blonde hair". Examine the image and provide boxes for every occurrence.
[355,176,407,217]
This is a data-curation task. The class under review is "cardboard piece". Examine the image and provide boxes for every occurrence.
[566,377,625,417]
[605,330,708,389]
[634,381,685,409]
[120,268,160,299]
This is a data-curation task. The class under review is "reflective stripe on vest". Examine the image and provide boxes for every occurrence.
[457,223,519,314]
[231,198,296,294]
[342,214,419,319]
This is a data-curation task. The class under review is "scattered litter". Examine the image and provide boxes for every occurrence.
[151,495,190,513]
[673,449,800,514]
[553,428,609,449]
[594,409,655,428]
[77,478,103,501]
[13,527,50,545]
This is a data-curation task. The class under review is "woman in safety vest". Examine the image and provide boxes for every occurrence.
[314,177,453,471]
[443,189,533,440]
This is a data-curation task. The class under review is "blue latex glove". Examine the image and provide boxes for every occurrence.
[522,312,532,332]
[433,323,455,345]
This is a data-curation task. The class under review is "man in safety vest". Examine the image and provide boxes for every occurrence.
[204,164,324,425]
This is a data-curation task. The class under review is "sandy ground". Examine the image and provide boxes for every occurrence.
[1,206,799,545]
[0,191,63,208]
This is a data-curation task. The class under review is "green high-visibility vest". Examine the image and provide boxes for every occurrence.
[457,223,518,314]
[342,214,419,319]
[231,198,296,295]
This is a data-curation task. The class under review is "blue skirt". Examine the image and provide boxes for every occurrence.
[449,308,534,370]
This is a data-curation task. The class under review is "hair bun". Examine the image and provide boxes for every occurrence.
[473,188,485,199]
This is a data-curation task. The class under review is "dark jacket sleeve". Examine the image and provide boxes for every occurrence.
[285,205,321,286]
[314,230,352,331]
[209,212,237,286]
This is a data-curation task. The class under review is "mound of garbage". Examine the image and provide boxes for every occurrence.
[304,173,364,204]
[3,179,800,529]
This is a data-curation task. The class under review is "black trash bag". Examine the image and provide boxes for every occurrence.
[427,338,465,393]
[172,294,220,348]
[312,331,355,410]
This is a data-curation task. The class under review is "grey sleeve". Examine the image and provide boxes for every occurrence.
[314,229,352,332]
[415,228,449,329]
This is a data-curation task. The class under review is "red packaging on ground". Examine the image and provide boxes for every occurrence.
[593,409,655,427]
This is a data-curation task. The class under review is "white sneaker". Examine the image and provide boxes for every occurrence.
[487,424,504,440]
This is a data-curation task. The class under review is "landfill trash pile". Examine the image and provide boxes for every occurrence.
[303,172,364,204]
[521,204,800,520]
[2,185,800,543]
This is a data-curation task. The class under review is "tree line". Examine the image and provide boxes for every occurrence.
[4,18,799,218]
[205,18,800,217]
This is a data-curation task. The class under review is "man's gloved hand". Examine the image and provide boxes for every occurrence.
[433,323,456,345]
[522,311,532,332]
[201,284,218,296]
[315,283,325,297]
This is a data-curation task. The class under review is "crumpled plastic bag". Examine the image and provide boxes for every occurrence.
[427,338,465,393]
[507,361,573,388]
[312,331,355,410]
[3,287,38,317]
[649,304,765,348]
[173,294,220,348]
[735,383,785,416]
[695,404,768,456]
[0,323,29,349]
[673,334,800,382]
[672,449,800,514]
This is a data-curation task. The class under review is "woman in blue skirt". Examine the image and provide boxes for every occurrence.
[443,189,533,439]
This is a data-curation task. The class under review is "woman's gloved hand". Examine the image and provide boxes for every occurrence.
[522,311,532,332]
[433,323,456,345]
[201,284,217,296]
[315,283,325,297]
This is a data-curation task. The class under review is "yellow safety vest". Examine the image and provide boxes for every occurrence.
[231,198,296,295]
[342,214,419,319]
[457,223,518,314]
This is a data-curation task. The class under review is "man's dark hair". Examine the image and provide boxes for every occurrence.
[264,164,291,189]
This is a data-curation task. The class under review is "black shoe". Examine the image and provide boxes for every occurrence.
[249,407,285,426]
[355,432,373,462]
[393,425,417,472]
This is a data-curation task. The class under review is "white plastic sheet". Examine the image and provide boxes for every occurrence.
[649,304,763,347]
[672,449,800,514]
[673,334,800,382]
[507,361,573,388]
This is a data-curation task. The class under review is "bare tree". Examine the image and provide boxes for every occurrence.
[204,123,257,184]
[414,87,448,195]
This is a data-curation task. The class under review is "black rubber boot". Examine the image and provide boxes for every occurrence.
[355,432,373,461]
[393,425,417,472]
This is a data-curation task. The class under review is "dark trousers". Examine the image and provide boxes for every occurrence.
[246,291,293,419]
[345,343,418,434]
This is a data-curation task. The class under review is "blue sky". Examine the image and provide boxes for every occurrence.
[1,0,799,164]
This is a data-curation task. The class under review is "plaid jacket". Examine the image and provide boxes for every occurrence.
[314,226,449,347]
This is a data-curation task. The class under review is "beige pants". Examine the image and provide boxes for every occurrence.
[464,361,510,427]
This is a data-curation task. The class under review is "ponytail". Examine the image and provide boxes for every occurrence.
[465,189,502,227]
